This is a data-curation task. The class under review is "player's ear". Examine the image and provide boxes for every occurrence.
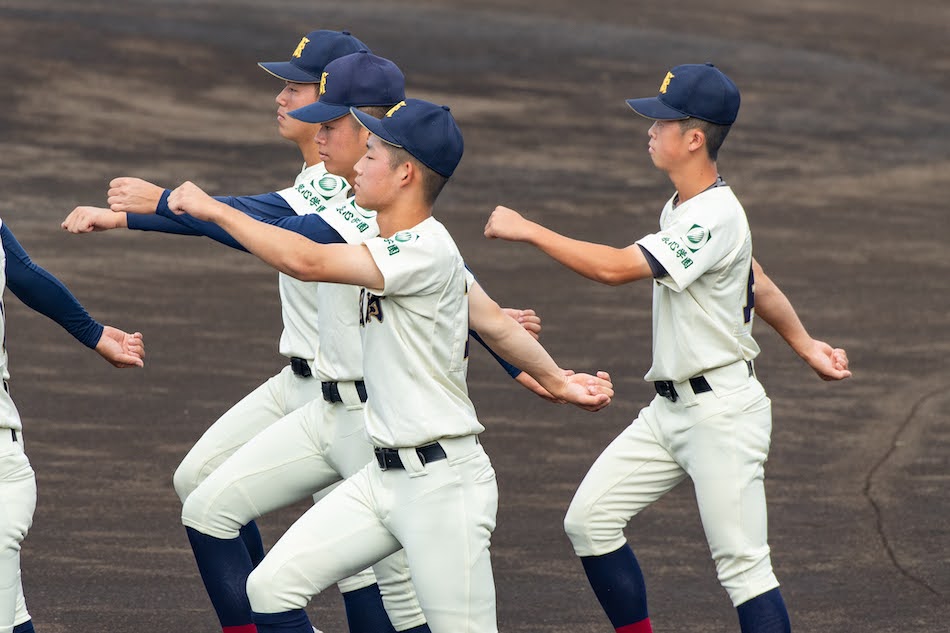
[686,127,706,153]
[397,158,414,187]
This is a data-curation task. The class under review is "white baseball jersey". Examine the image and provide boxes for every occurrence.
[0,218,23,432]
[636,186,760,383]
[276,163,380,381]
[360,217,482,448]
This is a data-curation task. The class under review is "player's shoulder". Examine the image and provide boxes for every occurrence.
[293,162,349,201]
[375,217,460,262]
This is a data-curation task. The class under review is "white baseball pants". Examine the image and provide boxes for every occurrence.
[245,435,499,633]
[0,431,35,633]
[564,360,780,606]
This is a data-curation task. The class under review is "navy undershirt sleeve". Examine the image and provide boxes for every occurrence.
[153,194,345,250]
[127,190,298,236]
[638,244,669,278]
[1,224,103,349]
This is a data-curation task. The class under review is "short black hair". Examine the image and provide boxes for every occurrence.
[678,118,731,161]
[385,145,449,206]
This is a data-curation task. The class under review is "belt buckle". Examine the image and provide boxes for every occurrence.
[374,448,388,471]
[655,380,677,402]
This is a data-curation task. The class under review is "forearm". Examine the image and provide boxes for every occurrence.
[520,221,649,285]
[207,203,321,276]
[2,226,103,348]
[468,286,564,391]
[753,263,812,359]
[477,316,564,389]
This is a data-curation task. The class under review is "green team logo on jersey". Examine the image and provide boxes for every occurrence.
[685,224,711,252]
[317,175,341,193]
[393,231,413,242]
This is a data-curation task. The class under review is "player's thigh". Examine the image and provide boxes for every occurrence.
[0,447,35,551]
[564,403,686,556]
[246,466,400,614]
[182,403,344,537]
[683,386,773,576]
[174,367,321,499]
[387,448,499,633]
[0,446,35,630]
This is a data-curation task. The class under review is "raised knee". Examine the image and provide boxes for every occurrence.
[172,458,200,505]
[563,499,595,548]
[246,565,303,614]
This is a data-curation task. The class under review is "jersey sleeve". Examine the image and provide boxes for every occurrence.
[636,200,744,292]
[1,223,103,349]
[364,230,450,297]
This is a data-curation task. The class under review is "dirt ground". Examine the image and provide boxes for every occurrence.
[0,1,947,631]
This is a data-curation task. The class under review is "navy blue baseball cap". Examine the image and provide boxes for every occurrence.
[288,51,406,124]
[351,99,464,178]
[258,30,368,83]
[626,63,740,125]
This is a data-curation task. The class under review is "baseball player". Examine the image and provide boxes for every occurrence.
[62,30,413,633]
[160,98,614,633]
[484,64,851,632]
[0,219,144,633]
[61,40,551,633]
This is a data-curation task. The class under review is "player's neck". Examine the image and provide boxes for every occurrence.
[376,197,433,238]
[667,158,719,206]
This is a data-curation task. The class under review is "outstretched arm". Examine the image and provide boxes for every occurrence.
[753,259,850,381]
[485,206,653,285]
[468,282,612,411]
[2,224,144,368]
[167,181,382,287]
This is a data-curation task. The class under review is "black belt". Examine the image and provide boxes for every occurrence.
[322,380,368,404]
[655,361,753,402]
[290,357,312,378]
[10,429,16,442]
[374,442,447,470]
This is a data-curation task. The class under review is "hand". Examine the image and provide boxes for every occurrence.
[61,206,125,233]
[484,206,534,242]
[108,177,164,214]
[502,307,541,340]
[515,368,575,403]
[95,326,145,368]
[802,340,851,381]
[167,181,218,221]
[558,370,613,412]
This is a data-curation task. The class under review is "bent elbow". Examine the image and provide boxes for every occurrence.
[284,257,323,282]
[595,267,636,286]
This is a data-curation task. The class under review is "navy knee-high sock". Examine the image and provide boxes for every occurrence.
[342,584,396,633]
[341,584,431,633]
[737,588,791,633]
[580,544,652,632]
[240,521,266,567]
[252,609,312,633]
[13,620,35,633]
[186,526,256,632]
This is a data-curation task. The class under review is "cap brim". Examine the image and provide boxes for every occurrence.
[351,108,403,147]
[625,97,689,121]
[289,102,352,124]
[257,61,321,83]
